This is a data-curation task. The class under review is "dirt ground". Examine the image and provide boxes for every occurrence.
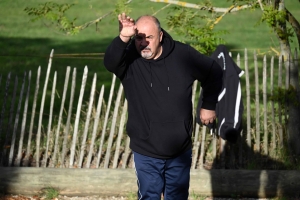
[0,195,127,200]
[0,194,271,200]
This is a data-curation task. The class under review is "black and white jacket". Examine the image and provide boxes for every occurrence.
[197,45,244,143]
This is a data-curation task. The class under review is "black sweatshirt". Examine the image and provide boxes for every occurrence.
[104,29,223,159]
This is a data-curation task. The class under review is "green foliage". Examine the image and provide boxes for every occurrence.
[259,5,294,40]
[126,191,137,200]
[24,2,77,35]
[261,5,286,26]
[114,0,132,16]
[188,192,207,200]
[270,87,299,107]
[39,187,60,200]
[166,6,227,55]
[24,0,132,35]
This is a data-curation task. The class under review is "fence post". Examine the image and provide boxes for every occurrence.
[51,67,70,168]
[43,71,57,167]
[112,98,128,169]
[96,75,116,168]
[69,66,88,168]
[277,56,283,147]
[36,49,54,167]
[24,67,40,166]
[244,49,252,158]
[254,51,260,153]
[104,84,124,169]
[9,72,26,166]
[86,85,105,168]
[16,71,31,166]
[270,56,276,151]
[78,73,97,168]
[60,68,76,168]
[263,55,268,155]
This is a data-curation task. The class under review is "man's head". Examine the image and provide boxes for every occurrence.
[134,15,163,60]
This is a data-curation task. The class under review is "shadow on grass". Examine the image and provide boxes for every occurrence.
[0,36,121,118]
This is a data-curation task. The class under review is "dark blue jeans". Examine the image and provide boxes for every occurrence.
[133,149,192,200]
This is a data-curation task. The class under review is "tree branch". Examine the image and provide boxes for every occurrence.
[257,0,264,11]
[210,5,235,29]
[77,11,113,31]
[149,0,254,13]
[152,3,171,16]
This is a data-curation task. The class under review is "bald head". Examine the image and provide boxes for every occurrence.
[136,15,161,33]
[134,15,163,60]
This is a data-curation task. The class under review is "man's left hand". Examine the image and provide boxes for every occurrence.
[200,108,216,125]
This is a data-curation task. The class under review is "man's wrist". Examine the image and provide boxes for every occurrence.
[119,34,132,43]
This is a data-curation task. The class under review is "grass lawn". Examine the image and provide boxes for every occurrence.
[0,0,299,110]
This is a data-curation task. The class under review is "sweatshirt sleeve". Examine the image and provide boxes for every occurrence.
[189,46,223,110]
[103,36,130,79]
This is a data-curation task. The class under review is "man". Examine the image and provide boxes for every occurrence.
[104,13,223,200]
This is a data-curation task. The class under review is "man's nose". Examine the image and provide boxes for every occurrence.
[141,39,149,46]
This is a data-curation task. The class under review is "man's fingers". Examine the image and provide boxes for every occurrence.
[201,118,215,125]
[121,13,126,20]
[119,13,133,21]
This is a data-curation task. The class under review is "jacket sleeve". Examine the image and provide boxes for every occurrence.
[188,46,223,110]
[103,36,131,79]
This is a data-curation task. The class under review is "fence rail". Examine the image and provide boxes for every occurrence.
[0,49,298,169]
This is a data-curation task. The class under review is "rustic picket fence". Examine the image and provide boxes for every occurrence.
[0,49,298,169]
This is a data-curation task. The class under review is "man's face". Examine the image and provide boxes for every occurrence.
[135,18,163,60]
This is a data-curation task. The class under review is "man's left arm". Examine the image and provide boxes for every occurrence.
[188,46,223,124]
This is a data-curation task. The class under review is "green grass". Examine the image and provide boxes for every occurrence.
[39,187,60,200]
[0,0,299,152]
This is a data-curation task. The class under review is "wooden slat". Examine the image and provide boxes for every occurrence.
[270,56,276,151]
[16,71,31,166]
[78,73,97,168]
[86,85,105,168]
[9,72,26,166]
[277,56,283,147]
[262,55,268,155]
[254,51,260,152]
[198,126,206,169]
[43,71,57,167]
[244,49,252,157]
[69,66,88,168]
[51,67,70,168]
[60,68,76,168]
[122,136,131,169]
[36,50,54,167]
[96,74,116,168]
[113,99,128,169]
[24,67,40,166]
[104,84,123,168]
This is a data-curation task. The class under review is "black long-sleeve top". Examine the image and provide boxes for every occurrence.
[104,29,223,159]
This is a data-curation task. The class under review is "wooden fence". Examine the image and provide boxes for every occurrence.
[0,49,299,169]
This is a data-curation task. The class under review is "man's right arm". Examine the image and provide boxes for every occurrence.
[104,36,130,78]
[103,13,136,78]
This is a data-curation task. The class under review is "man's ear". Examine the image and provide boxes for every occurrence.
[159,31,163,42]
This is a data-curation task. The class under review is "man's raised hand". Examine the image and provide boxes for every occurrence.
[118,13,136,43]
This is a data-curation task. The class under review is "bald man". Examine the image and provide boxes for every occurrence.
[104,13,223,199]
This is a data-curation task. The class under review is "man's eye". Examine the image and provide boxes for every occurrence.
[135,36,143,40]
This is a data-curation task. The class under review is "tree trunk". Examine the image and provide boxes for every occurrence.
[275,0,300,156]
